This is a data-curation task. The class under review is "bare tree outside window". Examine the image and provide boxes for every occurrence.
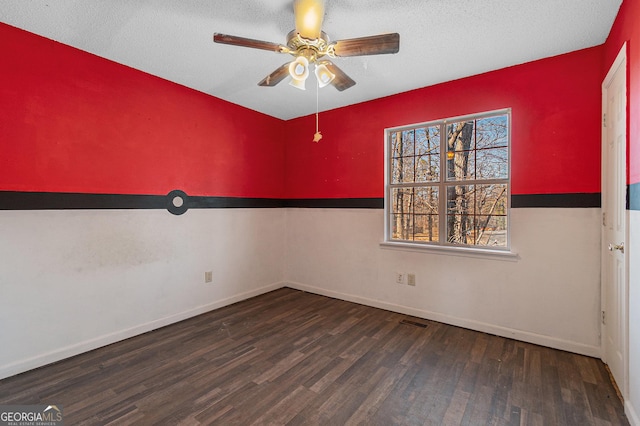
[387,110,509,250]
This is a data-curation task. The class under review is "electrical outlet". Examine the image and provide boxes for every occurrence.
[407,273,416,286]
[395,272,405,284]
[204,271,213,283]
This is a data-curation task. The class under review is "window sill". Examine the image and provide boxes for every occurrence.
[379,241,519,261]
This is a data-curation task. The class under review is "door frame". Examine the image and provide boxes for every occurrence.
[601,41,628,399]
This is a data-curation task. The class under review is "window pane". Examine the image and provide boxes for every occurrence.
[476,148,508,179]
[447,185,475,216]
[414,215,439,242]
[416,155,439,182]
[414,187,439,215]
[475,184,508,215]
[447,184,475,245]
[392,157,415,183]
[407,187,440,242]
[391,130,415,157]
[391,213,414,241]
[391,131,407,157]
[446,150,475,181]
[392,188,414,213]
[476,115,508,149]
[474,215,508,247]
[446,215,474,245]
[447,120,475,152]
[416,126,440,155]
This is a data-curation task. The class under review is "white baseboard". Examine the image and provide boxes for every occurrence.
[285,281,601,358]
[0,281,284,380]
[1,280,603,380]
[627,401,640,426]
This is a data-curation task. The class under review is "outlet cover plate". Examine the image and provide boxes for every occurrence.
[407,273,416,286]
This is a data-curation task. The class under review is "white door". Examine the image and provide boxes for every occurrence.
[602,44,627,398]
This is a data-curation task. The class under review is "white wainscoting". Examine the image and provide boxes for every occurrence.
[284,207,602,357]
[0,208,285,380]
[627,209,640,426]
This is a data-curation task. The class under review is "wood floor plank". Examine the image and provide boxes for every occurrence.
[0,288,629,425]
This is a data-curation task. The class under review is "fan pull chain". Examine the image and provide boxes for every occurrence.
[313,78,322,142]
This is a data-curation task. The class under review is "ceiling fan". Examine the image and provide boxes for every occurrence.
[213,0,400,92]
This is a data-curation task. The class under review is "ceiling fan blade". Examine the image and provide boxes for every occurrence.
[332,33,400,57]
[258,62,291,87]
[320,61,356,91]
[213,33,287,53]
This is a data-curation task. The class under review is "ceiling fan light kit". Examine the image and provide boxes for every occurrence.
[314,62,335,88]
[213,0,399,92]
[288,56,310,90]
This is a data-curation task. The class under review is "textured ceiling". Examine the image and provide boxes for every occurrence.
[0,0,622,120]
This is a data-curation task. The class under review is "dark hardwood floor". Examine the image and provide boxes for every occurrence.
[0,288,629,425]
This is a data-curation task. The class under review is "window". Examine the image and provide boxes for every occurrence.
[385,109,510,251]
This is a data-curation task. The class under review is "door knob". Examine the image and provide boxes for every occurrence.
[608,242,624,253]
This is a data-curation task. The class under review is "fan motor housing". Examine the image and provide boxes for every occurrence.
[286,30,333,61]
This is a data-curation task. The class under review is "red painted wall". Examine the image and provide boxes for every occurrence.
[1,20,611,200]
[0,23,285,198]
[605,0,640,186]
[285,47,604,199]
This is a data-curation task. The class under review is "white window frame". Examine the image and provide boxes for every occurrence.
[382,108,516,259]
